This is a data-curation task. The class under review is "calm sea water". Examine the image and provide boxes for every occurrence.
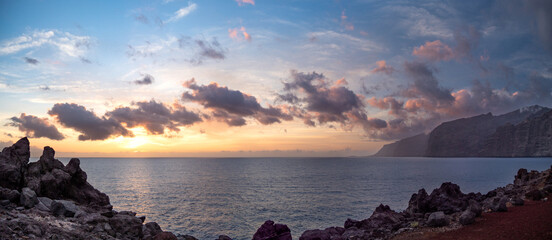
[57,157,552,240]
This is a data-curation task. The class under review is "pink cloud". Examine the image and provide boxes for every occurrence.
[370,60,395,75]
[412,40,454,61]
[341,10,354,31]
[235,0,255,6]
[229,27,252,42]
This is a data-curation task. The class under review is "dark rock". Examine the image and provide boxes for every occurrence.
[468,200,482,217]
[252,220,292,240]
[79,212,108,224]
[108,214,143,239]
[0,187,20,203]
[459,210,476,225]
[0,137,30,190]
[24,224,42,237]
[101,210,115,218]
[491,197,508,212]
[119,210,137,216]
[0,199,10,206]
[51,200,78,217]
[426,211,448,227]
[512,197,525,206]
[143,222,163,240]
[525,189,544,201]
[217,235,232,240]
[299,229,330,240]
[154,232,178,240]
[344,218,360,229]
[407,183,468,215]
[20,187,38,208]
[177,235,198,240]
[359,204,404,232]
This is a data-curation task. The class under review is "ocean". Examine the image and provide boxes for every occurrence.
[58,157,552,239]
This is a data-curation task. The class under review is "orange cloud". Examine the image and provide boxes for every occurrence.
[235,0,255,6]
[412,40,454,61]
[229,26,252,42]
[370,60,395,75]
[335,77,348,86]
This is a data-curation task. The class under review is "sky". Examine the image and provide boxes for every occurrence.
[0,0,551,157]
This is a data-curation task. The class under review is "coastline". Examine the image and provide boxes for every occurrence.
[1,138,552,239]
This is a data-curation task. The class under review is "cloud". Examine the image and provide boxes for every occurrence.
[134,74,154,85]
[403,61,454,104]
[279,70,384,133]
[79,56,92,64]
[48,103,133,141]
[195,38,226,62]
[235,0,255,6]
[412,40,454,61]
[412,27,481,62]
[182,78,292,126]
[166,2,197,23]
[23,57,39,65]
[134,14,149,24]
[107,100,202,134]
[370,60,395,75]
[341,10,354,31]
[8,113,64,140]
[228,27,252,42]
[0,30,90,58]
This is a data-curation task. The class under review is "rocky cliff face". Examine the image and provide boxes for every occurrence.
[374,134,428,157]
[481,109,552,157]
[374,105,552,157]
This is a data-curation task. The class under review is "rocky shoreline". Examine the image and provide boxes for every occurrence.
[1,138,551,239]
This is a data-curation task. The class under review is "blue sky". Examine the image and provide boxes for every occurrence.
[0,0,551,156]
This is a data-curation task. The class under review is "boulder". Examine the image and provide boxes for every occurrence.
[154,232,178,240]
[0,138,30,190]
[491,197,508,212]
[20,187,38,208]
[51,200,79,217]
[525,189,544,201]
[252,220,292,240]
[358,204,405,232]
[299,229,331,240]
[0,187,20,203]
[512,196,525,206]
[468,200,482,217]
[217,235,232,240]
[459,209,476,225]
[108,213,143,239]
[426,211,448,227]
[143,222,163,240]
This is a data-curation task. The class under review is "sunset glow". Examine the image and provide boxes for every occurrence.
[1,0,551,157]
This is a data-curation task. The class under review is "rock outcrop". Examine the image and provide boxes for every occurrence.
[0,138,181,240]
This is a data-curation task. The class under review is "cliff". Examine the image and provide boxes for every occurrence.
[374,105,552,157]
[374,134,428,157]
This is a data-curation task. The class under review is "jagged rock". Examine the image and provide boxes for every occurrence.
[217,235,232,240]
[459,210,476,225]
[359,204,405,232]
[0,137,30,190]
[51,200,79,217]
[108,213,143,239]
[0,187,20,203]
[143,222,163,240]
[154,232,178,240]
[79,212,108,224]
[20,187,38,208]
[407,183,469,215]
[252,220,292,240]
[344,218,360,229]
[426,212,448,227]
